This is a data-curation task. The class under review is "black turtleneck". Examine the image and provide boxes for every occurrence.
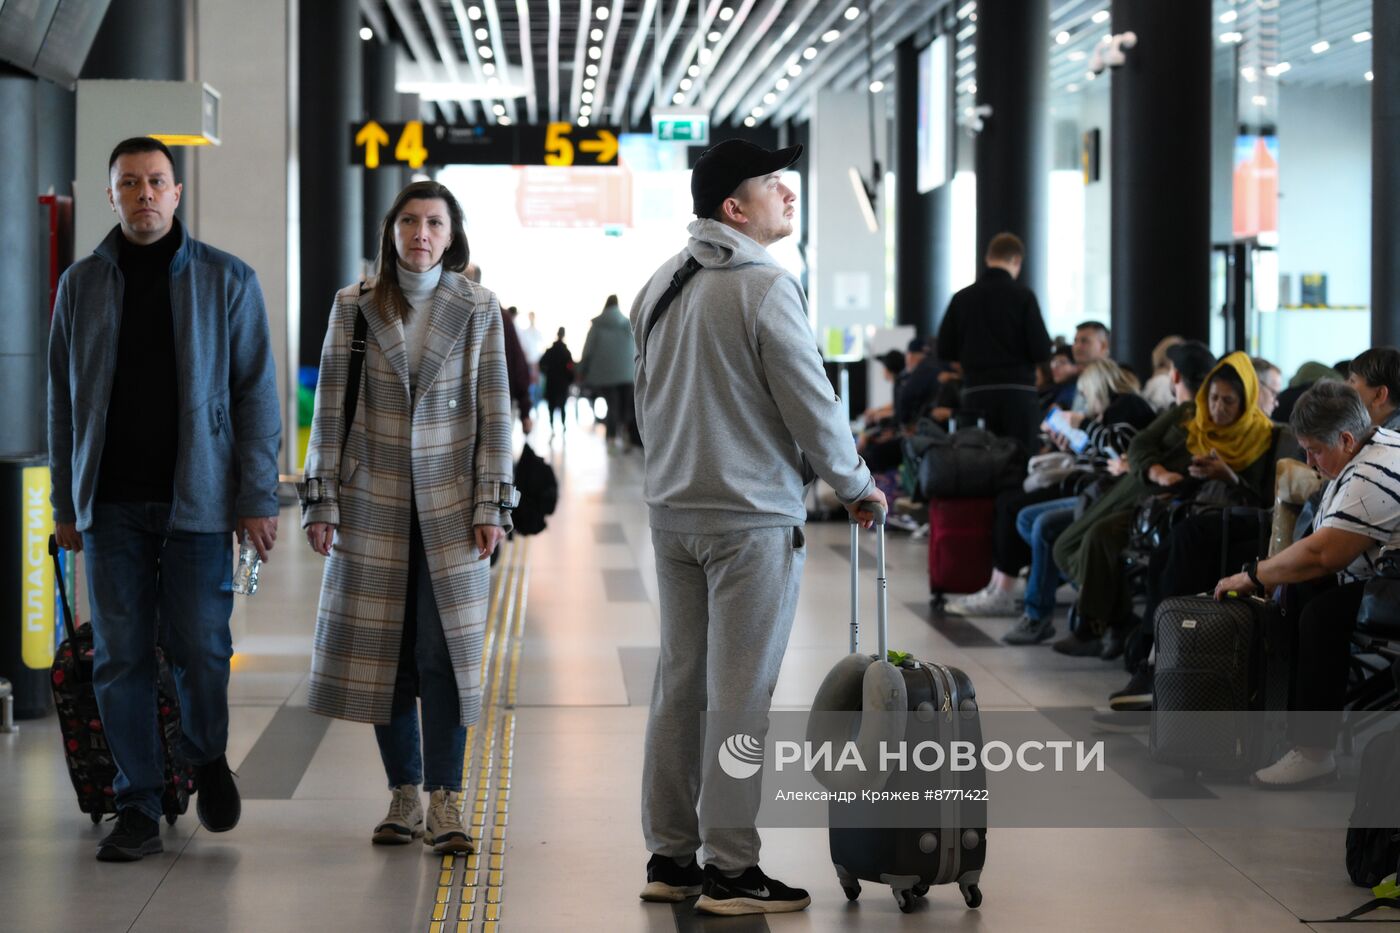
[97,224,181,504]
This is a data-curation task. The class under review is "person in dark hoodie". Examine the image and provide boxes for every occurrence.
[577,294,637,449]
[629,139,883,916]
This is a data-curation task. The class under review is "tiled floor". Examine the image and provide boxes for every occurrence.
[0,413,1380,932]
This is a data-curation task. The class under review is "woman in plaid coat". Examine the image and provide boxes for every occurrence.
[301,181,515,853]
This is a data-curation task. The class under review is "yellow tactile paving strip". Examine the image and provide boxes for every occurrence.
[427,536,530,933]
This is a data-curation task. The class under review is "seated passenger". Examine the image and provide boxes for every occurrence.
[949,359,1153,631]
[1210,382,1400,788]
[1347,346,1400,431]
[1041,345,1079,413]
[1142,336,1185,412]
[1252,356,1284,420]
[1051,347,1285,659]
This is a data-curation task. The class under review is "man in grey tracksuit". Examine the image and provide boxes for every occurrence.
[630,140,885,916]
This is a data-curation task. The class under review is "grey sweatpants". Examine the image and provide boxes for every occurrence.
[641,524,807,872]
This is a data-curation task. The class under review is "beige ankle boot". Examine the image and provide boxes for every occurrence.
[425,789,475,854]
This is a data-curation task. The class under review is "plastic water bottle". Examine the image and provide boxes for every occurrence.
[232,537,261,596]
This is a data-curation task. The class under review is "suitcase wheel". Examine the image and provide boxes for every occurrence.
[912,883,929,898]
[894,889,916,913]
[166,813,178,826]
[842,882,860,902]
[90,812,102,825]
[962,882,982,909]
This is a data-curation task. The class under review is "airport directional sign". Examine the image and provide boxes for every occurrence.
[350,119,620,169]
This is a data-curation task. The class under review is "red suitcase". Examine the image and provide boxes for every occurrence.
[927,498,995,599]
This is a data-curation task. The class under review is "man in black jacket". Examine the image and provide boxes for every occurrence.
[936,233,1051,452]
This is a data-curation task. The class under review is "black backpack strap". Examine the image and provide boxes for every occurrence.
[641,256,703,360]
[1300,896,1400,922]
[343,283,370,447]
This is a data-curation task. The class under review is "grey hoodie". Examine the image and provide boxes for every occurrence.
[630,219,873,534]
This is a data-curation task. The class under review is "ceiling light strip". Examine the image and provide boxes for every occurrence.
[685,0,758,104]
[515,0,539,123]
[416,0,480,122]
[359,0,390,42]
[568,0,594,123]
[448,0,491,119]
[729,0,866,125]
[655,1,724,110]
[547,0,561,120]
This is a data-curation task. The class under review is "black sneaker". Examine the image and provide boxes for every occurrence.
[1052,632,1104,657]
[1110,664,1154,712]
[96,808,162,862]
[639,853,703,902]
[194,754,241,833]
[1003,614,1055,645]
[695,864,811,915]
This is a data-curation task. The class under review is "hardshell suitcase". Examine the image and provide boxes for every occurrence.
[927,497,995,597]
[1150,593,1291,776]
[47,536,194,824]
[821,508,987,913]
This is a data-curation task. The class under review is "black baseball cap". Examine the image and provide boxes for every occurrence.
[1165,340,1216,393]
[877,349,906,375]
[692,140,803,218]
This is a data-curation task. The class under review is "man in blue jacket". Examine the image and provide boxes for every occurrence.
[48,137,281,861]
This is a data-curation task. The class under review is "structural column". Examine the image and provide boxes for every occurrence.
[299,0,362,366]
[1374,0,1400,346]
[0,68,41,456]
[362,34,403,263]
[974,0,1048,301]
[1110,0,1212,375]
[894,36,942,337]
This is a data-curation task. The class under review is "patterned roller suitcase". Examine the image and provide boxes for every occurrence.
[1150,593,1291,776]
[48,536,194,824]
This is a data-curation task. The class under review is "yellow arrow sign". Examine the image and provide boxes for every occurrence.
[579,130,618,164]
[355,120,390,169]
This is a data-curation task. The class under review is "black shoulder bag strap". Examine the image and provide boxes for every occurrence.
[641,256,703,362]
[343,284,370,446]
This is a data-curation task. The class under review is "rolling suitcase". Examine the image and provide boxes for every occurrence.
[927,497,996,599]
[48,536,194,824]
[821,506,987,913]
[1150,592,1291,776]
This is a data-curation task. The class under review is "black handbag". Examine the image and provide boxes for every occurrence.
[1358,551,1400,631]
[916,427,1024,499]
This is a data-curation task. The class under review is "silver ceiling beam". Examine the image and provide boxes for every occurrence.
[697,0,790,110]
[481,0,519,122]
[384,0,463,122]
[729,0,863,124]
[688,0,760,105]
[548,0,562,120]
[610,0,659,131]
[630,0,692,127]
[415,0,480,123]
[711,0,823,125]
[515,0,539,123]
[655,0,721,110]
[359,0,389,41]
[771,0,930,124]
[592,0,628,123]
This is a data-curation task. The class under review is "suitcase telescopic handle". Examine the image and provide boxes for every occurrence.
[848,500,888,661]
[48,535,80,646]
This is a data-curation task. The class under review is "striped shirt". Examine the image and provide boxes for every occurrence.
[1315,427,1400,582]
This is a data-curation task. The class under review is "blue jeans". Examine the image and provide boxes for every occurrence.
[373,513,467,792]
[1016,497,1077,623]
[83,503,234,822]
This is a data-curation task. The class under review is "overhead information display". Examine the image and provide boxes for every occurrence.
[350,120,620,169]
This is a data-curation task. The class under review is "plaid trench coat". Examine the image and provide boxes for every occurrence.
[301,271,515,726]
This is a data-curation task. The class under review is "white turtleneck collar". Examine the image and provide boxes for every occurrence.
[397,261,443,303]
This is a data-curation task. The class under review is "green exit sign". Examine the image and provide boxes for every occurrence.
[653,108,709,145]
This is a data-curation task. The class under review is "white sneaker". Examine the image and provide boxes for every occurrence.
[372,784,423,845]
[425,789,475,854]
[910,523,930,540]
[1251,748,1338,790]
[946,586,1019,617]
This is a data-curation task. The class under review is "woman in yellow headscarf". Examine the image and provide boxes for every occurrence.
[1048,351,1286,658]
